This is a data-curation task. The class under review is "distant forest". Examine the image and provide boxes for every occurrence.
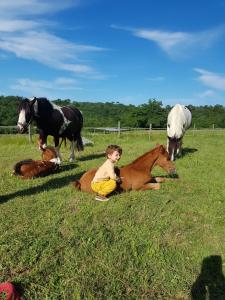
[0,95,225,128]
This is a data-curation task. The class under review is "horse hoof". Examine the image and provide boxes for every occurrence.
[148,183,160,190]
[155,177,165,183]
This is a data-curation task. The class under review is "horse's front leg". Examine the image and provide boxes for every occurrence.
[167,137,169,153]
[154,175,179,183]
[139,183,161,190]
[154,177,166,183]
[69,140,75,162]
[54,136,62,163]
[176,139,183,157]
[38,132,47,150]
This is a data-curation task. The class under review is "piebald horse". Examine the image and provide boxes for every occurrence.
[17,97,83,161]
[74,145,176,193]
[167,104,192,161]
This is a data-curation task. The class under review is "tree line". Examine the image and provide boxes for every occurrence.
[0,95,225,128]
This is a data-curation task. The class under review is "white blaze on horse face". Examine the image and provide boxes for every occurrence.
[170,150,175,161]
[50,157,61,164]
[17,109,26,129]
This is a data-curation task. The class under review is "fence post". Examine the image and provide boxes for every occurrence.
[193,123,196,135]
[212,124,215,130]
[28,125,33,143]
[149,123,152,141]
[118,121,121,138]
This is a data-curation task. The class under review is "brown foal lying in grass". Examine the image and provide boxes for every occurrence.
[12,146,61,179]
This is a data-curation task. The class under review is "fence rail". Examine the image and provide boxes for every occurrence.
[1,124,225,135]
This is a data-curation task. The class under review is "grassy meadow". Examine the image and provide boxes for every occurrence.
[0,130,225,299]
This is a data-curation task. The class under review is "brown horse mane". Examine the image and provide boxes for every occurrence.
[130,144,165,165]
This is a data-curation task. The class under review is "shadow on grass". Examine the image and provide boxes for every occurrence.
[77,152,105,162]
[0,171,83,204]
[191,255,225,299]
[182,147,198,157]
[60,163,78,171]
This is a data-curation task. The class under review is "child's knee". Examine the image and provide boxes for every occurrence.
[101,180,116,195]
[91,182,99,193]
[108,179,117,192]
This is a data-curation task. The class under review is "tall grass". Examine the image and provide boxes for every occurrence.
[0,131,225,299]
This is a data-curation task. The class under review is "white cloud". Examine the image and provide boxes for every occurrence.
[0,0,105,75]
[10,77,83,97]
[0,0,79,17]
[0,19,42,32]
[0,31,105,73]
[194,68,225,91]
[198,89,216,98]
[112,24,225,58]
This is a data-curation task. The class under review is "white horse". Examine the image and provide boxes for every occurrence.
[167,104,192,161]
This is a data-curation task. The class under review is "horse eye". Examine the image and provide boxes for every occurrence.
[167,124,170,128]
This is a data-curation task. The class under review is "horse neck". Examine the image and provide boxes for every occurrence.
[129,148,160,171]
[33,98,54,121]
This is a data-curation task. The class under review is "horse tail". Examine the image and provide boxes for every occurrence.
[76,133,84,152]
[13,159,33,175]
[73,180,81,190]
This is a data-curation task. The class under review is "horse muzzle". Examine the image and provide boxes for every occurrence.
[168,168,176,175]
[17,123,28,133]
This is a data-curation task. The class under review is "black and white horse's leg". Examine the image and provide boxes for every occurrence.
[69,134,84,161]
[69,139,75,162]
[53,136,63,163]
[168,138,175,161]
[176,139,183,157]
[76,132,84,151]
[167,137,169,153]
[38,131,47,150]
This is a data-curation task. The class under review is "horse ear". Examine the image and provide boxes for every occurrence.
[159,145,166,153]
[40,145,45,152]
[30,97,37,106]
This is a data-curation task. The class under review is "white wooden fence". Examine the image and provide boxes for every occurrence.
[1,123,225,142]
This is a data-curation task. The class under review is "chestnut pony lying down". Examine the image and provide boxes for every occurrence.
[13,146,60,179]
[74,144,176,193]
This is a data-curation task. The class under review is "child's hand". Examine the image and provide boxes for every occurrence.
[116,177,123,184]
[116,176,124,183]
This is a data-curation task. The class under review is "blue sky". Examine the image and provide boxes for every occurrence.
[0,0,225,106]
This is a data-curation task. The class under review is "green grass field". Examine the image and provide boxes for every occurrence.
[1,130,225,299]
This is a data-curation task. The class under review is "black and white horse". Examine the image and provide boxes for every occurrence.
[167,104,192,161]
[17,97,84,161]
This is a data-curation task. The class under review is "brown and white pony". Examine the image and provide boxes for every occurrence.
[13,146,60,179]
[73,144,176,193]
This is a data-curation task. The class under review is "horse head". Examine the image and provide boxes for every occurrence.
[167,136,182,161]
[17,97,37,133]
[155,145,176,175]
[41,145,61,164]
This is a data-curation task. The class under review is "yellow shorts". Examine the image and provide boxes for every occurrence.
[91,179,117,196]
